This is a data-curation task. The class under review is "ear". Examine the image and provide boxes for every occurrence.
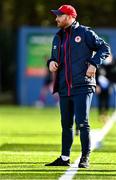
[67,15,73,21]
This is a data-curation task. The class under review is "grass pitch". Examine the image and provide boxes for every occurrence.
[0,106,115,179]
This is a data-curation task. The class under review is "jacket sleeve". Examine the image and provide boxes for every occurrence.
[85,27,111,68]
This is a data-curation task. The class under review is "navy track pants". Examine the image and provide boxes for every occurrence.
[59,92,93,157]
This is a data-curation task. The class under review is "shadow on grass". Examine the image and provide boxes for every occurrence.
[0,172,115,180]
[91,162,116,165]
[0,172,65,180]
[79,169,116,172]
[94,145,116,153]
[0,169,66,172]
[0,143,80,152]
[0,162,46,164]
[0,166,66,179]
[74,174,116,178]
[0,133,60,137]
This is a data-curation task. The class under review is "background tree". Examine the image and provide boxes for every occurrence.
[0,0,115,103]
[0,0,116,28]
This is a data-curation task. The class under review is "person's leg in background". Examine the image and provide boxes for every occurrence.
[75,118,80,136]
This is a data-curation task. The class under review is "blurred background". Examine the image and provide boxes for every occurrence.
[0,0,116,110]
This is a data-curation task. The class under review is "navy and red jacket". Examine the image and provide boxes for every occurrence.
[47,21,111,96]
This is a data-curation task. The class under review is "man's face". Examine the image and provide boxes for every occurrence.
[55,14,69,28]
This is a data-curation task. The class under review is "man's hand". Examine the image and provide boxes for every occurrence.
[49,61,58,72]
[86,64,96,78]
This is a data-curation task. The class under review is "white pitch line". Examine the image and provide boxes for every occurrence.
[59,111,116,180]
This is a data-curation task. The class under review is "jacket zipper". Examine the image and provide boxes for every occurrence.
[69,29,72,88]
[64,31,71,96]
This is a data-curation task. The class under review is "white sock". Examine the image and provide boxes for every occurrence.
[61,155,70,161]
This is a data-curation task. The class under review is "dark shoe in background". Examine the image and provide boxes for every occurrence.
[75,129,80,136]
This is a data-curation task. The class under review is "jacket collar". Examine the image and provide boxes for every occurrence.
[72,21,79,29]
[57,21,79,36]
[64,21,80,30]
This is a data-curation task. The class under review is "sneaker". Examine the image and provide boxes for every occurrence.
[78,156,89,168]
[45,156,70,166]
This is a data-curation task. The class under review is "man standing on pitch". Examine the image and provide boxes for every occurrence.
[45,5,110,168]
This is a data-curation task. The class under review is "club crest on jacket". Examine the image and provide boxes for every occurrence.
[75,36,81,43]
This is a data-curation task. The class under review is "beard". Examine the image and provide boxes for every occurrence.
[57,21,68,28]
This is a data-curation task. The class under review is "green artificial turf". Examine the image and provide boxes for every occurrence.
[0,106,115,179]
[74,123,116,180]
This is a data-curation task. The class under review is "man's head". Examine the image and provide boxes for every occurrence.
[51,5,77,29]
